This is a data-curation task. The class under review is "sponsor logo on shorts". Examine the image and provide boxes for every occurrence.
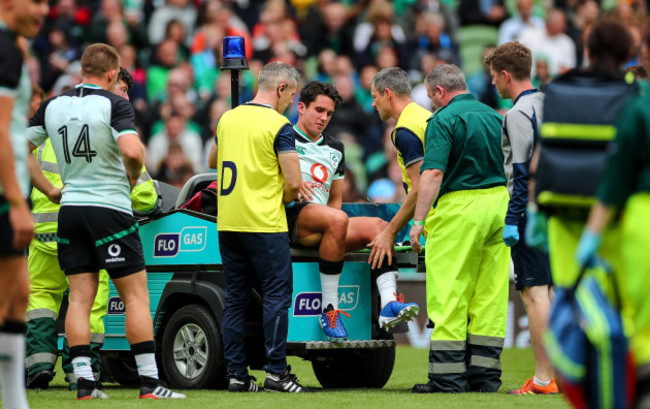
[153,227,207,257]
[108,297,125,315]
[292,285,359,316]
[105,243,126,263]
[108,244,121,256]
[104,243,126,263]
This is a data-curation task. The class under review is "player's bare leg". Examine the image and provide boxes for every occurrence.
[347,217,419,329]
[111,270,185,399]
[0,256,31,409]
[65,272,108,399]
[112,271,153,344]
[295,204,349,340]
[509,284,558,395]
[345,217,387,251]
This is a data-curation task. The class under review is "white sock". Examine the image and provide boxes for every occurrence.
[0,331,29,409]
[134,353,159,379]
[72,356,94,381]
[376,271,398,308]
[533,376,551,386]
[320,273,340,310]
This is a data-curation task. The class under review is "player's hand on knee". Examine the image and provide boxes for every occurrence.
[368,229,395,269]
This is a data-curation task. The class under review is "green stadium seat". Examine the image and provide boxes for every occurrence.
[458,25,498,76]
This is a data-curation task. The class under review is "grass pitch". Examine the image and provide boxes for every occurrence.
[26,346,571,409]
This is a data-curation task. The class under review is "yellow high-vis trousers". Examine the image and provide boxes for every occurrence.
[26,243,109,377]
[547,214,634,338]
[621,193,650,367]
[424,186,510,392]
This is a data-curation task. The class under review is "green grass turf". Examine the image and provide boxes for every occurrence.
[26,346,571,409]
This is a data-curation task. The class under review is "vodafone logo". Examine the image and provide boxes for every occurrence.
[310,163,328,184]
[108,244,121,257]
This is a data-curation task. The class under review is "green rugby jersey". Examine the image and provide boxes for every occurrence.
[0,23,32,199]
[293,125,345,206]
[27,84,138,214]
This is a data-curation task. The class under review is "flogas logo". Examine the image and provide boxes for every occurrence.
[107,296,125,315]
[153,226,207,257]
[292,285,359,316]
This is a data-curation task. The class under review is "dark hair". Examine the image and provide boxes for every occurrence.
[299,81,343,108]
[117,67,134,90]
[484,41,532,81]
[587,19,632,76]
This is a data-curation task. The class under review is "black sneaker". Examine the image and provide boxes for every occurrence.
[411,383,437,393]
[228,376,264,392]
[26,369,55,389]
[76,378,109,400]
[264,366,311,393]
[140,376,186,399]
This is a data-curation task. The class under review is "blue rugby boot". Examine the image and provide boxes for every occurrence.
[319,304,350,341]
[379,293,420,330]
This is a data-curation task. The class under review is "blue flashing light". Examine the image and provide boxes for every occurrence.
[223,36,245,59]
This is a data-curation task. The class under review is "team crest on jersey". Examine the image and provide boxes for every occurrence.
[330,152,340,168]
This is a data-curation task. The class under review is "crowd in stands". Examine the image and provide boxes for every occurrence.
[26,0,650,201]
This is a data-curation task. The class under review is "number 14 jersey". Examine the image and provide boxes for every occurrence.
[27,84,138,214]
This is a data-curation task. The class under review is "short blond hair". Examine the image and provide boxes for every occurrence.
[81,43,120,77]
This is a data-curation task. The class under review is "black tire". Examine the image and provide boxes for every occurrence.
[311,345,396,389]
[101,353,140,386]
[161,304,226,389]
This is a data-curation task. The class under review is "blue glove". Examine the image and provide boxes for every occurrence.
[525,206,549,252]
[576,229,602,268]
[502,224,519,247]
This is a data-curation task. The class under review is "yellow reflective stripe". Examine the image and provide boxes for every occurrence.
[428,362,466,374]
[467,334,504,348]
[40,161,59,174]
[136,171,152,185]
[537,192,596,207]
[32,212,59,223]
[469,355,501,370]
[90,333,105,344]
[25,308,57,322]
[541,123,617,141]
[430,340,466,351]
[25,352,57,367]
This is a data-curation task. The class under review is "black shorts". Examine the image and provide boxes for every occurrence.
[57,206,146,279]
[0,195,28,256]
[512,214,552,291]
[284,201,311,246]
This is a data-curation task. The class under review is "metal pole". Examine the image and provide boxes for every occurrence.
[221,36,248,110]
[231,70,239,109]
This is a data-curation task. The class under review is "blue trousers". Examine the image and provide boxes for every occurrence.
[219,231,293,378]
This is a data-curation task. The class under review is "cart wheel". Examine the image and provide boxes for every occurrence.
[161,304,226,389]
[311,345,396,389]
